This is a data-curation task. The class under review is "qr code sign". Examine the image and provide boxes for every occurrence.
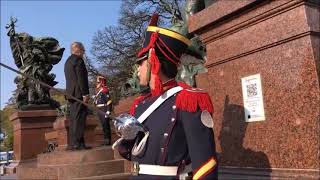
[246,83,257,97]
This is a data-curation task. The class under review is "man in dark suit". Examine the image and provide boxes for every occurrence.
[64,42,91,150]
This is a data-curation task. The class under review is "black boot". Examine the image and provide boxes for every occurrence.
[102,138,111,146]
[101,118,111,146]
[77,137,92,150]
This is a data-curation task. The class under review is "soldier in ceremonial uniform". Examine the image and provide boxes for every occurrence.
[94,76,112,146]
[114,14,218,179]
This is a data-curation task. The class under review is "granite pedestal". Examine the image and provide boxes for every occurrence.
[45,115,100,150]
[189,0,319,178]
[6,110,57,173]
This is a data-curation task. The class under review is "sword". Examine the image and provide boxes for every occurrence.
[0,62,142,140]
[0,62,103,115]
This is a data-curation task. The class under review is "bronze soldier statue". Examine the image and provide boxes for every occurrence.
[6,17,65,110]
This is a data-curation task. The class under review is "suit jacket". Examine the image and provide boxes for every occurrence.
[64,54,89,99]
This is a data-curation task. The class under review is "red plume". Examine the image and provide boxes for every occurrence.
[149,13,159,26]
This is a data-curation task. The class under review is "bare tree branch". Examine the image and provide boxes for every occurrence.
[88,0,185,104]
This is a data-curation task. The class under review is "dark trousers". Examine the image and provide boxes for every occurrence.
[69,100,88,147]
[97,107,111,143]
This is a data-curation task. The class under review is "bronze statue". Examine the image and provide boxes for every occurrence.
[185,0,215,18]
[168,0,216,87]
[120,66,147,97]
[6,17,65,110]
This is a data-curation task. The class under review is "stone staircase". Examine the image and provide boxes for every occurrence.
[8,147,320,180]
[16,146,132,180]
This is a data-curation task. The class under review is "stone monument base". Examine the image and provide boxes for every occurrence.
[6,110,57,175]
[10,110,57,160]
[20,104,55,111]
[45,115,101,151]
[16,147,132,180]
[189,0,319,178]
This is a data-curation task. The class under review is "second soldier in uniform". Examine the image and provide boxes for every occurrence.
[94,76,112,146]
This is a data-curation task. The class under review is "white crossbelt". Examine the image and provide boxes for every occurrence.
[137,86,183,124]
[96,104,106,107]
[93,89,103,104]
[139,164,178,176]
[131,86,183,156]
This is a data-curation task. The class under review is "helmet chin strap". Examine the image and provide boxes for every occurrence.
[146,50,152,88]
[143,43,163,96]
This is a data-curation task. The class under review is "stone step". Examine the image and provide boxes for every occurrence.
[17,166,58,179]
[113,148,126,160]
[220,167,320,179]
[0,174,18,180]
[17,159,132,180]
[16,160,58,179]
[38,146,115,165]
[58,159,132,179]
[4,159,37,175]
[73,173,131,180]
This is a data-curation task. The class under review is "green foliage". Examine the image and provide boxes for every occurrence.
[86,0,184,104]
[86,0,207,103]
[0,107,15,151]
[50,89,70,116]
[51,94,66,106]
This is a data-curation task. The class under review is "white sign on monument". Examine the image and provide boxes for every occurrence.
[241,74,265,122]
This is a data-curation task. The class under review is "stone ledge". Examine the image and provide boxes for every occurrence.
[220,166,320,179]
[189,0,319,45]
[17,158,130,179]
[74,172,131,180]
[188,0,264,34]
[37,147,115,165]
[200,2,319,66]
[10,110,57,121]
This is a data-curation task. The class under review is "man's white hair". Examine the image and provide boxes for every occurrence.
[71,42,85,56]
[71,41,84,51]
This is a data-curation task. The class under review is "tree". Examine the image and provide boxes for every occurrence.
[0,107,15,151]
[6,89,18,108]
[50,88,67,105]
[87,0,185,104]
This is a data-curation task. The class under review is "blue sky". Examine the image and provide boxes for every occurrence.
[0,0,121,109]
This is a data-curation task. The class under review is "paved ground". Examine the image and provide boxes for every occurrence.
[0,174,275,180]
[0,174,17,180]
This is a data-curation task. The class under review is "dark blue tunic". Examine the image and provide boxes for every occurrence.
[122,86,218,179]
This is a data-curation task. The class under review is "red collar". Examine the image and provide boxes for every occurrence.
[147,79,177,98]
[162,79,177,91]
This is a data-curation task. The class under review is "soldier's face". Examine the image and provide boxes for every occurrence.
[137,59,149,86]
[96,82,101,89]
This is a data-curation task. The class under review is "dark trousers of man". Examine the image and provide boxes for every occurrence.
[69,100,88,148]
[97,107,111,145]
